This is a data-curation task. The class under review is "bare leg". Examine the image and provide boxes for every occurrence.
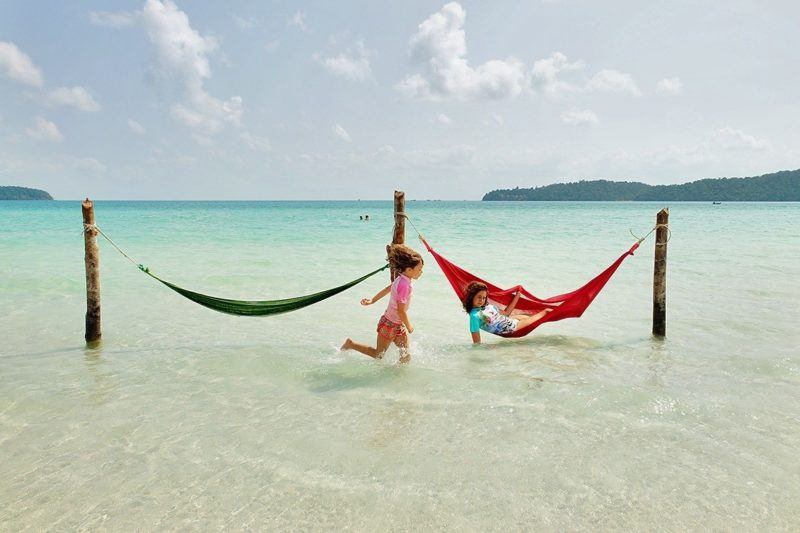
[514,308,553,330]
[341,334,392,359]
[394,336,410,364]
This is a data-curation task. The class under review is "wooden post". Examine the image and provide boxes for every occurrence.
[82,198,101,343]
[652,208,668,337]
[387,190,406,280]
[392,190,405,245]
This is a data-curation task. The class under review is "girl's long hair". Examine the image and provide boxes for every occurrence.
[388,244,423,273]
[463,281,488,313]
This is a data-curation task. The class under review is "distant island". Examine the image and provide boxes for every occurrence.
[483,169,799,201]
[0,186,53,200]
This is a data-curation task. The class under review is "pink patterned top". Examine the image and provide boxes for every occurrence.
[384,274,412,324]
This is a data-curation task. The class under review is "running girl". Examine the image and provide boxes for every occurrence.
[340,245,424,363]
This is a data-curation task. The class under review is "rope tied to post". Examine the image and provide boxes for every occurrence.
[629,223,671,245]
[82,222,99,236]
[396,212,425,241]
[82,222,390,317]
[83,223,150,273]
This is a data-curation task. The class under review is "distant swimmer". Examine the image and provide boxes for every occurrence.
[365,214,370,221]
[360,215,364,220]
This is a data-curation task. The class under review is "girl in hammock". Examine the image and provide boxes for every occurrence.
[463,281,552,344]
[340,245,424,363]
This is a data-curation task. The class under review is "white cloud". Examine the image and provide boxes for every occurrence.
[318,40,373,82]
[397,2,525,101]
[374,145,396,158]
[141,0,242,136]
[657,77,683,95]
[436,113,451,125]
[45,86,101,111]
[0,41,43,87]
[233,14,257,29]
[88,10,138,27]
[68,156,107,173]
[404,144,476,166]
[529,54,641,99]
[560,107,599,126]
[529,52,584,99]
[557,128,776,178]
[240,132,271,151]
[26,117,63,142]
[586,69,641,96]
[0,153,108,177]
[128,119,146,135]
[713,127,770,151]
[332,124,352,143]
[289,11,309,33]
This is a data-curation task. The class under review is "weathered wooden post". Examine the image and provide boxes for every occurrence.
[82,198,101,343]
[652,208,669,337]
[387,190,406,280]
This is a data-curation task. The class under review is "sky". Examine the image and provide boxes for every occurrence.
[1,0,798,200]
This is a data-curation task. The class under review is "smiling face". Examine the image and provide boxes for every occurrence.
[472,290,488,309]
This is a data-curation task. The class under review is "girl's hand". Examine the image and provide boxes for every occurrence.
[406,325,414,334]
[360,298,372,306]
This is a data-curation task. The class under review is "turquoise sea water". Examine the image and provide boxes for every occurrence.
[1,200,799,530]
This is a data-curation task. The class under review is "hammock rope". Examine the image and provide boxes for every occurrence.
[86,224,389,317]
[630,223,670,245]
[399,213,650,338]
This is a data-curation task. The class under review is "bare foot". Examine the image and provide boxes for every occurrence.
[340,338,353,351]
[399,353,411,364]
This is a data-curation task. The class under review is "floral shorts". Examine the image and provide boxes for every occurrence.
[377,315,407,343]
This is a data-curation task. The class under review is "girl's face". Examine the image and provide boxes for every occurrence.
[472,290,488,308]
[404,262,424,279]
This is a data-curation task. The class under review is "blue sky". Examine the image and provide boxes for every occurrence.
[1,1,798,199]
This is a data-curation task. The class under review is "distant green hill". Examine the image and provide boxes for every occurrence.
[483,169,800,201]
[0,186,54,200]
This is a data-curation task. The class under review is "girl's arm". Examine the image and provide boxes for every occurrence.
[361,284,391,306]
[501,289,522,316]
[396,302,413,333]
[471,331,481,344]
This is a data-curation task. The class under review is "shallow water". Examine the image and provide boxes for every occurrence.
[1,201,799,529]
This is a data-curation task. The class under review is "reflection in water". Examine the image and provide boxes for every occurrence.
[83,343,117,407]
[646,337,672,388]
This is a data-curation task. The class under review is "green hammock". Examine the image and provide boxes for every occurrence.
[91,224,388,317]
[137,264,389,316]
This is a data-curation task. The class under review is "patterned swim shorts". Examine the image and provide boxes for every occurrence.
[376,315,408,343]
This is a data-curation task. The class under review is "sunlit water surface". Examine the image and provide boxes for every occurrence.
[1,201,798,530]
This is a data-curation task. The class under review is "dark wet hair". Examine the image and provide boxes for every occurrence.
[463,281,488,313]
[388,244,423,273]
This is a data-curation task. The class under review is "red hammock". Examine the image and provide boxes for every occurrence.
[422,239,640,337]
